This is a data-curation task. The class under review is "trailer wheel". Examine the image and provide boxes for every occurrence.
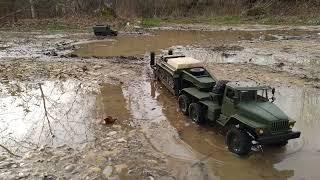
[189,103,204,124]
[178,94,190,115]
[226,126,252,156]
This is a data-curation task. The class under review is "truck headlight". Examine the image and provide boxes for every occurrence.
[289,121,296,129]
[256,129,264,135]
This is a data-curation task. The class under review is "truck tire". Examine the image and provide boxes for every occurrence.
[189,103,204,124]
[111,31,118,36]
[226,127,252,156]
[178,94,190,115]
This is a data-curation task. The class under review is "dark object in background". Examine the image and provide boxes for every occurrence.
[93,25,118,36]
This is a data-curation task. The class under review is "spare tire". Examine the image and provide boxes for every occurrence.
[212,80,229,94]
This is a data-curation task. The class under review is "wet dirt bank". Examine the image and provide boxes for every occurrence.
[73,29,320,88]
[0,26,320,179]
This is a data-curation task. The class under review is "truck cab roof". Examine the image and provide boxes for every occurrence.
[226,81,271,91]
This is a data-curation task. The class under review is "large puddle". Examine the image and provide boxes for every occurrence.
[119,79,320,179]
[1,76,320,179]
[0,81,98,152]
[74,29,320,67]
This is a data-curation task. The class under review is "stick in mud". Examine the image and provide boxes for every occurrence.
[0,144,21,158]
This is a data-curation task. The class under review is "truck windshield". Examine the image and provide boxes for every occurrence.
[240,91,256,101]
[240,89,270,102]
[257,89,269,101]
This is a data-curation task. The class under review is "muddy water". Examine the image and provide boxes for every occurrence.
[121,79,320,180]
[1,76,320,179]
[0,81,97,152]
[96,84,131,122]
[74,29,317,58]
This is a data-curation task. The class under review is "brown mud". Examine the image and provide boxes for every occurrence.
[0,26,320,179]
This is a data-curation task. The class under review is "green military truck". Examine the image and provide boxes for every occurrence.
[93,25,118,36]
[150,52,301,156]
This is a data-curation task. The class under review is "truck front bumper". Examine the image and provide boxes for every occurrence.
[257,131,301,144]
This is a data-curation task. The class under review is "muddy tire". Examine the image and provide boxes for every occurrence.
[111,31,118,36]
[270,141,288,147]
[178,94,190,115]
[189,103,204,124]
[226,127,252,156]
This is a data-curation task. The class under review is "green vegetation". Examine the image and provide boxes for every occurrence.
[141,18,162,27]
[141,15,320,27]
[1,0,319,30]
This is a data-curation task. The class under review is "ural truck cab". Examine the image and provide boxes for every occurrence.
[151,52,301,156]
[215,81,301,155]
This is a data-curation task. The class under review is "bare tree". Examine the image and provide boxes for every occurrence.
[29,0,36,18]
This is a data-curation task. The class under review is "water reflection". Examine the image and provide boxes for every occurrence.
[0,81,97,153]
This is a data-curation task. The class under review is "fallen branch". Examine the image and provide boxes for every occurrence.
[39,83,55,138]
[0,144,21,158]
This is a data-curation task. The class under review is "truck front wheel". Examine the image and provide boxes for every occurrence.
[226,127,252,156]
[178,94,190,115]
[189,103,204,124]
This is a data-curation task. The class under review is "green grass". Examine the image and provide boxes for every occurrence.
[141,15,320,27]
[141,18,162,27]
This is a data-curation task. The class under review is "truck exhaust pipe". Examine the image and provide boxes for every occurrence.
[150,52,155,67]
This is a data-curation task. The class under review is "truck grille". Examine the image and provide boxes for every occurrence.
[271,121,289,132]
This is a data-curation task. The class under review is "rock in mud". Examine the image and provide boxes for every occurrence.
[104,116,117,124]
[277,62,285,67]
[103,166,113,178]
[117,138,127,143]
[88,166,102,174]
[64,164,76,172]
[107,131,117,136]
[115,164,128,173]
[0,155,7,161]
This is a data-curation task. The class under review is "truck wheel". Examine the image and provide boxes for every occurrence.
[178,94,190,115]
[270,141,288,147]
[189,103,204,124]
[226,127,252,156]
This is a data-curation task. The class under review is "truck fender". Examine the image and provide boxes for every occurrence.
[226,114,265,130]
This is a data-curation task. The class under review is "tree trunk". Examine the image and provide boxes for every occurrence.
[9,0,18,23]
[29,0,36,19]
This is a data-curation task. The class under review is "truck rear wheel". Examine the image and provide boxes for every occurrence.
[178,94,190,115]
[189,103,204,124]
[226,127,252,156]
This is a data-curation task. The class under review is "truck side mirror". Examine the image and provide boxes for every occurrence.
[271,88,276,103]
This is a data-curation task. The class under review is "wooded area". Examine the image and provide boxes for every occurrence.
[0,0,319,23]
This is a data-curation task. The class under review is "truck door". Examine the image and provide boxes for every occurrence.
[221,88,237,116]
